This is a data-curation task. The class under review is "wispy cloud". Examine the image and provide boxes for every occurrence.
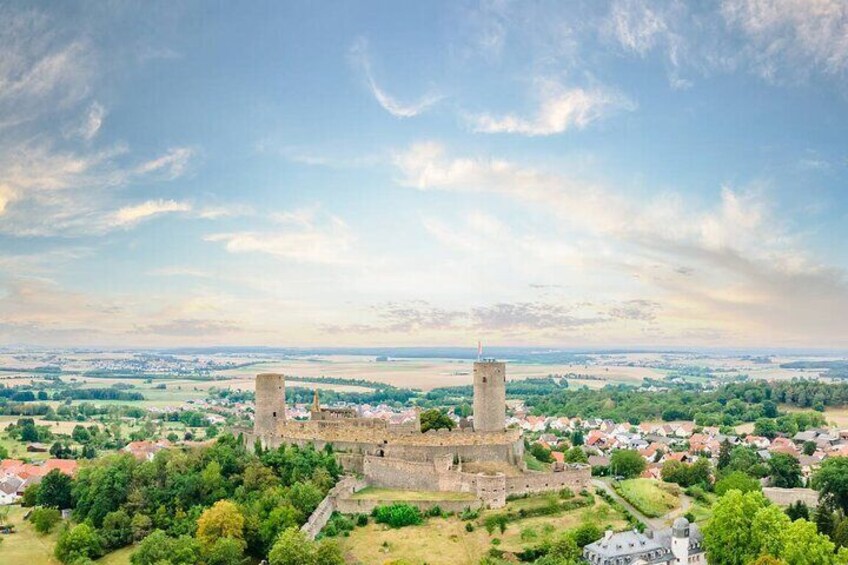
[109,199,191,228]
[75,101,106,140]
[134,146,195,179]
[468,80,635,136]
[722,0,848,79]
[206,208,356,264]
[349,37,442,118]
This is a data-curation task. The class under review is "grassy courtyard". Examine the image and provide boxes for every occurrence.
[338,492,627,565]
[350,487,478,502]
[613,479,680,518]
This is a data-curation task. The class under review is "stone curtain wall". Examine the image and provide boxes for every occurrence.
[505,464,591,496]
[763,487,819,507]
[336,496,482,515]
[300,476,368,540]
[364,456,443,491]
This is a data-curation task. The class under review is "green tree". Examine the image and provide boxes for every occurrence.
[768,454,802,488]
[203,536,247,565]
[37,469,73,509]
[715,471,762,496]
[101,509,133,550]
[814,504,837,538]
[754,419,779,439]
[610,449,646,479]
[571,523,602,547]
[803,441,817,456]
[131,513,153,542]
[751,505,790,558]
[782,519,837,565]
[548,532,581,562]
[703,490,769,565]
[131,530,200,565]
[832,518,848,549]
[30,506,61,534]
[0,444,8,459]
[718,439,732,469]
[72,425,90,443]
[315,539,345,565]
[419,409,455,433]
[786,501,810,521]
[564,446,588,464]
[196,500,245,552]
[54,523,103,564]
[268,528,317,565]
[813,457,848,514]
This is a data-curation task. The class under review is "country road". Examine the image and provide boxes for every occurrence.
[592,479,692,532]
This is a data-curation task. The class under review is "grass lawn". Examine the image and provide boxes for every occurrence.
[350,487,478,502]
[523,452,548,471]
[614,479,680,518]
[0,506,133,565]
[0,505,62,564]
[339,497,627,565]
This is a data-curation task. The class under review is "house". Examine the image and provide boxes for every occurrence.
[124,440,171,461]
[583,518,707,564]
[0,476,24,504]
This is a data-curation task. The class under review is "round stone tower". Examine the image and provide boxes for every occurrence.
[671,516,690,563]
[472,360,506,432]
[254,373,286,443]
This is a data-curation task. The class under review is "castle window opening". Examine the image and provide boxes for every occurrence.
[273,412,276,417]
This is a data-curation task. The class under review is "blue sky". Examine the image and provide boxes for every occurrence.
[1,0,848,348]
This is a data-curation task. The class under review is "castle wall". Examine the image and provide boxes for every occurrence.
[336,452,365,474]
[505,464,591,496]
[300,476,368,540]
[336,496,482,515]
[473,361,506,432]
[364,456,442,491]
[763,487,819,507]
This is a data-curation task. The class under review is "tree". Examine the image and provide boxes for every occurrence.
[196,500,245,552]
[750,557,786,565]
[571,523,602,547]
[832,518,848,549]
[703,490,769,565]
[30,506,61,534]
[786,501,810,522]
[718,439,733,469]
[530,443,554,464]
[610,450,646,479]
[782,519,837,565]
[564,446,588,464]
[54,523,103,564]
[715,471,762,496]
[662,460,690,485]
[755,418,779,439]
[269,528,317,565]
[814,503,837,538]
[548,532,581,562]
[571,430,584,446]
[803,441,817,456]
[131,530,200,565]
[419,409,455,433]
[813,457,848,514]
[101,509,133,550]
[203,536,246,565]
[131,513,153,542]
[315,539,345,565]
[72,425,90,443]
[0,444,8,459]
[751,505,790,558]
[37,469,73,509]
[768,454,802,488]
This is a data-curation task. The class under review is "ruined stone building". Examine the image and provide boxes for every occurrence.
[252,360,590,508]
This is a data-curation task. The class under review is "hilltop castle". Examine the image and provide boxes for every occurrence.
[252,360,589,509]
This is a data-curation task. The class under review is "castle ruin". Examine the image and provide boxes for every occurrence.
[252,360,589,510]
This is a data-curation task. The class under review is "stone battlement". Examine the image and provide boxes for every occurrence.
[276,420,521,447]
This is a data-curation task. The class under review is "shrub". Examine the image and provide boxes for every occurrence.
[460,507,480,521]
[30,507,62,534]
[373,504,423,528]
[465,522,475,533]
[356,514,368,527]
[425,505,443,518]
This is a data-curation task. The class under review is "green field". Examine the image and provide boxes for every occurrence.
[0,506,132,565]
[350,487,478,502]
[613,479,680,518]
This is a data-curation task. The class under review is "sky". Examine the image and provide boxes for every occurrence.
[1,0,848,350]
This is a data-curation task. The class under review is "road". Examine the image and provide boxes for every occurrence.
[592,479,691,532]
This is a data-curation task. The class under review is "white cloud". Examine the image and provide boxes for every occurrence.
[468,80,635,136]
[134,146,195,179]
[206,209,355,264]
[109,199,191,228]
[349,37,442,118]
[722,0,848,78]
[77,101,106,140]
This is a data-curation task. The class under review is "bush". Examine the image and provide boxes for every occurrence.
[373,504,423,528]
[684,485,709,503]
[425,505,443,518]
[30,507,62,534]
[356,514,368,527]
[460,507,480,521]
[465,522,475,532]
[55,523,103,564]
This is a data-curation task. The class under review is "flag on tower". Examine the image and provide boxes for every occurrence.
[477,340,482,360]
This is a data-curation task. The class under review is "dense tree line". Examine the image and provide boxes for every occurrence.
[24,434,344,564]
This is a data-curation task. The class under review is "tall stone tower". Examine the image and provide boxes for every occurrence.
[254,373,286,443]
[472,360,506,432]
[671,517,690,564]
